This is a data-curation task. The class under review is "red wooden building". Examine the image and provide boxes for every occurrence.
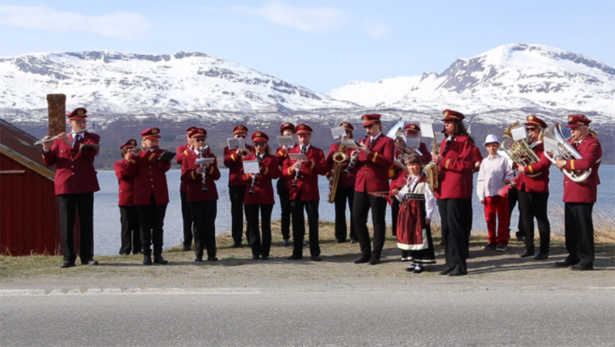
[0,119,61,255]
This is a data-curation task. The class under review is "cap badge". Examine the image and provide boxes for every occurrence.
[152,128,158,134]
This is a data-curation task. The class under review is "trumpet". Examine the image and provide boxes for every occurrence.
[344,134,368,175]
[33,127,94,145]
[543,123,593,183]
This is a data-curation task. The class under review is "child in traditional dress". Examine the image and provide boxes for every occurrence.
[477,134,514,251]
[392,153,436,273]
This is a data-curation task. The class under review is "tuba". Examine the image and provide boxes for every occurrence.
[543,123,592,183]
[501,122,541,178]
[328,140,348,203]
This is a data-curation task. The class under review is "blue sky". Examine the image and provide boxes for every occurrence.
[1,0,613,92]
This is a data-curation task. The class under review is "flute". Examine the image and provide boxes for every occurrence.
[33,127,93,145]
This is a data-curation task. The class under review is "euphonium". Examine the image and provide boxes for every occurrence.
[543,123,592,183]
[328,141,348,203]
[501,122,541,178]
[393,137,414,175]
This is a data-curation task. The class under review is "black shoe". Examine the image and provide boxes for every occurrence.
[232,242,241,248]
[534,252,549,260]
[81,259,99,266]
[60,261,75,268]
[260,256,269,260]
[287,255,303,260]
[354,255,370,264]
[496,244,508,252]
[413,264,424,274]
[153,255,168,264]
[207,256,218,261]
[369,256,380,265]
[520,249,535,258]
[119,252,130,256]
[439,267,453,275]
[252,255,260,260]
[282,239,291,246]
[336,239,347,243]
[350,239,358,244]
[571,262,593,271]
[182,245,191,251]
[448,268,468,276]
[143,254,153,265]
[555,257,580,267]
[311,256,322,262]
[194,257,203,262]
[483,243,496,250]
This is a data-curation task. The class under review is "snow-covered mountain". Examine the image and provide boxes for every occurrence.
[329,43,615,125]
[0,51,355,120]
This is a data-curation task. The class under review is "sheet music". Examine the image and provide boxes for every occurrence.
[277,136,295,147]
[331,126,346,139]
[289,153,308,161]
[406,136,420,149]
[194,157,215,165]
[511,126,528,141]
[543,136,560,154]
[227,138,245,149]
[243,160,260,174]
[420,123,435,138]
[341,139,359,149]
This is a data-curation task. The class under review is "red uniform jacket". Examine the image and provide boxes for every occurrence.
[563,134,602,203]
[223,144,254,187]
[42,132,100,195]
[325,142,356,188]
[282,145,328,201]
[514,142,551,193]
[242,153,281,205]
[276,145,294,190]
[435,135,474,199]
[180,149,220,202]
[127,148,171,205]
[175,143,190,192]
[114,159,135,207]
[354,134,395,193]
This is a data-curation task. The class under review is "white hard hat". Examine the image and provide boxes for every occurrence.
[484,134,499,145]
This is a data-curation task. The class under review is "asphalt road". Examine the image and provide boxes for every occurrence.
[2,284,614,346]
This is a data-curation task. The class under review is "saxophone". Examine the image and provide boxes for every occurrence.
[424,136,439,191]
[328,140,348,203]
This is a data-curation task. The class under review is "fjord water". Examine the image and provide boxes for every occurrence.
[93,166,614,255]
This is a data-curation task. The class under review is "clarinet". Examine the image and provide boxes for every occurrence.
[198,149,208,192]
[344,134,369,175]
[249,154,262,194]
[292,145,306,188]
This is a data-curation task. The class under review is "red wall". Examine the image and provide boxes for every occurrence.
[0,154,61,256]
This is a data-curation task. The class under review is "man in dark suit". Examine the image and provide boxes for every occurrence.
[352,114,395,265]
[41,107,100,268]
[555,114,602,271]
[282,124,328,261]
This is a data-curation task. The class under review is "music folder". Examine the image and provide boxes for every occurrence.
[195,157,215,165]
[158,151,176,162]
[243,160,260,174]
[227,138,245,149]
[277,136,295,147]
[288,153,308,161]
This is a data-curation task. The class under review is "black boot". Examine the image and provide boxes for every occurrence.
[154,254,168,264]
[143,251,152,265]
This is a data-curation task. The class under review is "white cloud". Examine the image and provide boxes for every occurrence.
[232,1,347,33]
[0,5,151,40]
[364,20,392,38]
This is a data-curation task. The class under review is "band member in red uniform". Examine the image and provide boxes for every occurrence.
[555,115,602,270]
[42,108,100,268]
[282,124,328,261]
[392,153,436,273]
[391,123,431,259]
[175,126,196,251]
[128,127,171,265]
[514,115,551,260]
[432,110,474,276]
[243,131,281,260]
[326,121,357,243]
[276,123,296,245]
[223,124,253,247]
[180,128,221,262]
[114,139,141,255]
[352,114,395,265]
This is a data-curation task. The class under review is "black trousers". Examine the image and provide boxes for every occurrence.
[276,179,291,240]
[58,193,94,262]
[136,194,167,255]
[334,185,356,242]
[391,198,399,238]
[353,191,387,258]
[119,206,141,254]
[189,200,217,259]
[290,195,320,257]
[180,191,193,248]
[245,204,274,258]
[565,202,594,265]
[518,190,551,254]
[507,187,524,238]
[438,198,470,273]
[229,186,248,243]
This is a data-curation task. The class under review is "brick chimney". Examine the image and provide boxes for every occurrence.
[46,94,66,136]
